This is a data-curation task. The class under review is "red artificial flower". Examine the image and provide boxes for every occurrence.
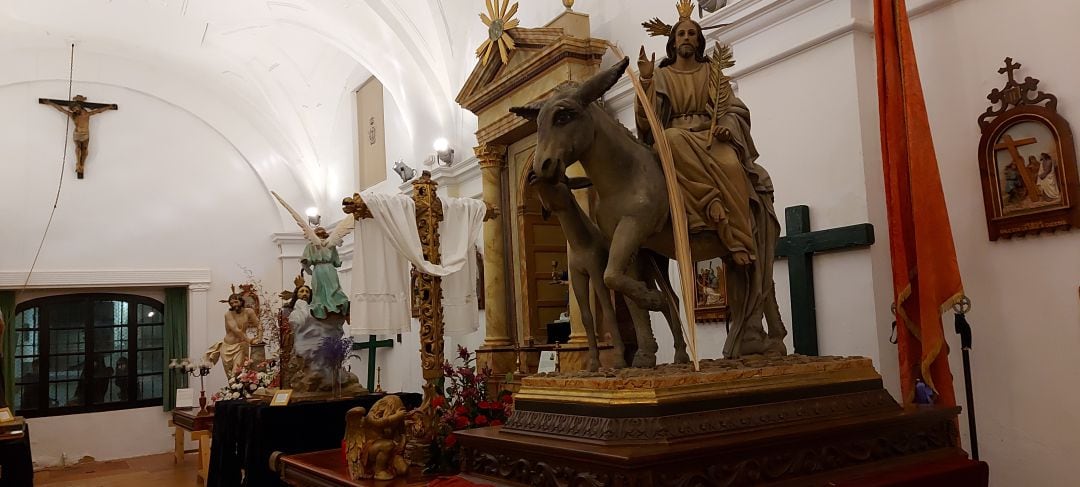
[444,433,458,448]
[454,405,467,416]
[500,393,514,405]
[432,395,446,408]
[490,419,503,427]
[474,414,489,426]
[479,400,492,410]
[454,415,471,429]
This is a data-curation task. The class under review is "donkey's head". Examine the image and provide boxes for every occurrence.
[510,57,629,182]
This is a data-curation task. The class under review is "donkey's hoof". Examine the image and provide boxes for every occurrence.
[632,351,657,368]
[673,350,691,364]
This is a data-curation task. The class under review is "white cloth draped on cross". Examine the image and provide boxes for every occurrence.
[350,193,486,337]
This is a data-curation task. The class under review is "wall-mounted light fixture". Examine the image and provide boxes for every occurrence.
[433,138,455,167]
[305,207,320,226]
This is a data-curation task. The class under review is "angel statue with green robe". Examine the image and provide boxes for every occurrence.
[273,192,355,320]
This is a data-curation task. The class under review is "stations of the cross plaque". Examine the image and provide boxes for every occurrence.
[352,335,394,391]
[39,95,118,179]
[775,205,875,356]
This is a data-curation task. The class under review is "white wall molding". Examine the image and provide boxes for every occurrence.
[0,269,211,289]
[604,0,961,115]
[397,155,482,197]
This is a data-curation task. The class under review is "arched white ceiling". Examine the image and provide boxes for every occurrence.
[0,0,604,212]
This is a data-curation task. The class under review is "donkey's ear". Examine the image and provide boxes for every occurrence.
[510,103,542,121]
[576,57,629,105]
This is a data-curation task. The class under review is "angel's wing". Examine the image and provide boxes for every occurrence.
[325,216,356,248]
[271,191,319,243]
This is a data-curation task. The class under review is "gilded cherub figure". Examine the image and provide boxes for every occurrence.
[345,395,409,480]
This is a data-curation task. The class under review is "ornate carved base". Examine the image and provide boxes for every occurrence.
[459,356,972,486]
[461,407,964,487]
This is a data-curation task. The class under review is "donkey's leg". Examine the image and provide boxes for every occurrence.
[592,270,627,369]
[570,268,601,372]
[604,219,664,311]
[624,295,658,368]
[644,254,689,364]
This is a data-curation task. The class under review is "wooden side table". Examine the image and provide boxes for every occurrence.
[273,449,431,487]
[171,408,214,482]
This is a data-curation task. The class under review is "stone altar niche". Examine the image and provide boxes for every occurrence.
[456,8,621,378]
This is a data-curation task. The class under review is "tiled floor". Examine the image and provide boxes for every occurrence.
[35,452,200,487]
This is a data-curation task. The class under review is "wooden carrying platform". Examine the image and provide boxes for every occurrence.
[458,356,984,486]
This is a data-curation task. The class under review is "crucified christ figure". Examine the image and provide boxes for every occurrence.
[39,95,118,179]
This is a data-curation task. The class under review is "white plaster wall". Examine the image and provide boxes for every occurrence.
[908,1,1080,484]
[0,71,286,465]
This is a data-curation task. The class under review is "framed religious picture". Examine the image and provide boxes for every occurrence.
[0,407,14,423]
[270,389,293,406]
[694,257,728,323]
[978,57,1080,240]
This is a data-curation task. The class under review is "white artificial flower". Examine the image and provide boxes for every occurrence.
[232,383,242,390]
[257,372,266,380]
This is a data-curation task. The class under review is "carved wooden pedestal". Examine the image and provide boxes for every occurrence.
[458,356,979,486]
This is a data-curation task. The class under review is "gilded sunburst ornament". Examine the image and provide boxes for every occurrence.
[477,0,520,66]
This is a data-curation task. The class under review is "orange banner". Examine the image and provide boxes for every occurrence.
[874,0,963,407]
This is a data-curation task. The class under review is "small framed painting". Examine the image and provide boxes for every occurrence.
[270,390,293,407]
[694,258,728,324]
[978,57,1079,240]
[0,407,14,423]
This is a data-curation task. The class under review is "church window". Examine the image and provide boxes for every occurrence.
[12,294,165,417]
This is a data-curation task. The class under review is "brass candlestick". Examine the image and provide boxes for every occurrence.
[375,366,385,393]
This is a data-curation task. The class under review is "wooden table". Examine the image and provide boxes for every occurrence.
[276,449,430,487]
[171,408,214,483]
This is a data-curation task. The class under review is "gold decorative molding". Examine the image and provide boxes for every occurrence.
[515,356,879,406]
[475,144,508,169]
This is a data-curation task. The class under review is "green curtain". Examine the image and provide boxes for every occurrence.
[1,291,15,408]
[163,287,189,411]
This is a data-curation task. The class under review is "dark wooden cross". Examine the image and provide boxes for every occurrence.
[775,205,875,356]
[993,134,1041,202]
[352,335,394,391]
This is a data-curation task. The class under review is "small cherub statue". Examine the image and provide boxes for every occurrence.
[345,395,409,480]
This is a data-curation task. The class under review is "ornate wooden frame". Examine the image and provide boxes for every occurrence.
[978,57,1079,240]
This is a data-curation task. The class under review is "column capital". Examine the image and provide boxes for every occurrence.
[474,144,507,169]
[189,283,212,292]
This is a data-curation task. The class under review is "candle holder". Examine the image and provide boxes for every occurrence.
[170,358,214,415]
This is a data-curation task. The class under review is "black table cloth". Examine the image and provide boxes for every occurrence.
[0,423,33,487]
[206,392,422,487]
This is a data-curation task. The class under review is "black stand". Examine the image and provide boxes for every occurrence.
[955,312,978,461]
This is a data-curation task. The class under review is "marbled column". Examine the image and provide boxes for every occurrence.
[475,144,512,348]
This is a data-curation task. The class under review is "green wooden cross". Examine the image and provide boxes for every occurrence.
[352,335,394,391]
[775,205,875,356]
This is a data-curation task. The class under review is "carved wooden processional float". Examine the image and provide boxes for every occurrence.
[451,3,971,486]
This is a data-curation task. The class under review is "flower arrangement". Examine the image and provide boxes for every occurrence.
[426,345,513,473]
[237,266,283,353]
[315,336,359,397]
[212,358,279,401]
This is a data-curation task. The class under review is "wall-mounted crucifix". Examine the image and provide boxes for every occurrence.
[39,95,118,179]
[775,205,875,356]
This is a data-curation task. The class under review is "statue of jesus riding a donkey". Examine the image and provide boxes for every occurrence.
[513,0,787,371]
